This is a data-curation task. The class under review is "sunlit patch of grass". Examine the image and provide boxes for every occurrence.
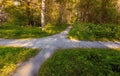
[0,47,39,76]
[0,22,68,39]
[69,22,120,41]
[44,23,68,34]
[39,48,120,76]
[1,63,16,76]
[69,36,79,41]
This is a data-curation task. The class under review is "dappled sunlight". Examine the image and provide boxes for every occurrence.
[1,0,120,76]
[115,48,120,51]
[13,62,33,76]
[0,22,68,39]
[0,26,120,76]
[5,40,34,48]
[0,63,16,76]
[13,45,57,76]
[0,47,38,76]
[70,37,80,42]
[0,28,120,49]
[98,42,120,48]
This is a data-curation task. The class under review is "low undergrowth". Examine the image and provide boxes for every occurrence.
[69,23,120,41]
[0,47,39,76]
[39,48,120,76]
[0,22,68,39]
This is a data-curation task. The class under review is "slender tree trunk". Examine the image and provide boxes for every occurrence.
[116,0,119,24]
[101,0,108,24]
[57,3,64,24]
[26,1,31,26]
[41,0,45,30]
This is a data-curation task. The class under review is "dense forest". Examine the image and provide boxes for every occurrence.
[0,1,120,76]
[0,0,120,26]
[0,0,120,40]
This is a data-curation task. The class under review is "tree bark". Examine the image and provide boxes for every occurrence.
[41,0,45,30]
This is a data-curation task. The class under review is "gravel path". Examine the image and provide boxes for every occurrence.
[0,26,120,76]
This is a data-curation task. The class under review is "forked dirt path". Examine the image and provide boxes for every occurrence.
[0,26,120,76]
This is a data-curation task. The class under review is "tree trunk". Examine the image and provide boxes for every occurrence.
[26,1,31,26]
[41,0,45,30]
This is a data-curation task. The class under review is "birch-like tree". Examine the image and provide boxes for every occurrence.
[41,0,45,30]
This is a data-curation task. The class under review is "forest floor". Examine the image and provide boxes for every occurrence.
[0,26,120,76]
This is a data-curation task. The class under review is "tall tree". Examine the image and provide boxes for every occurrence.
[41,0,45,30]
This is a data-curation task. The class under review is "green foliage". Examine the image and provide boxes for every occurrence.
[3,0,41,26]
[0,47,38,76]
[0,22,68,39]
[1,0,120,40]
[2,0,120,25]
[39,48,120,76]
[5,6,27,25]
[76,0,118,24]
[69,23,120,41]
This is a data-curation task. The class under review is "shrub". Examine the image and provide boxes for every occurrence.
[69,22,120,41]
[0,47,38,76]
[39,48,120,76]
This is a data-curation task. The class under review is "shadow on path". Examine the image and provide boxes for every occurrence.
[0,26,120,76]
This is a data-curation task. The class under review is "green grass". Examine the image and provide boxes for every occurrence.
[0,22,68,39]
[39,48,120,76]
[0,47,39,76]
[69,23,120,41]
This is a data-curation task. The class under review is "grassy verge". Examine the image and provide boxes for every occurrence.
[0,22,68,39]
[69,23,120,41]
[39,48,120,76]
[0,47,39,76]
